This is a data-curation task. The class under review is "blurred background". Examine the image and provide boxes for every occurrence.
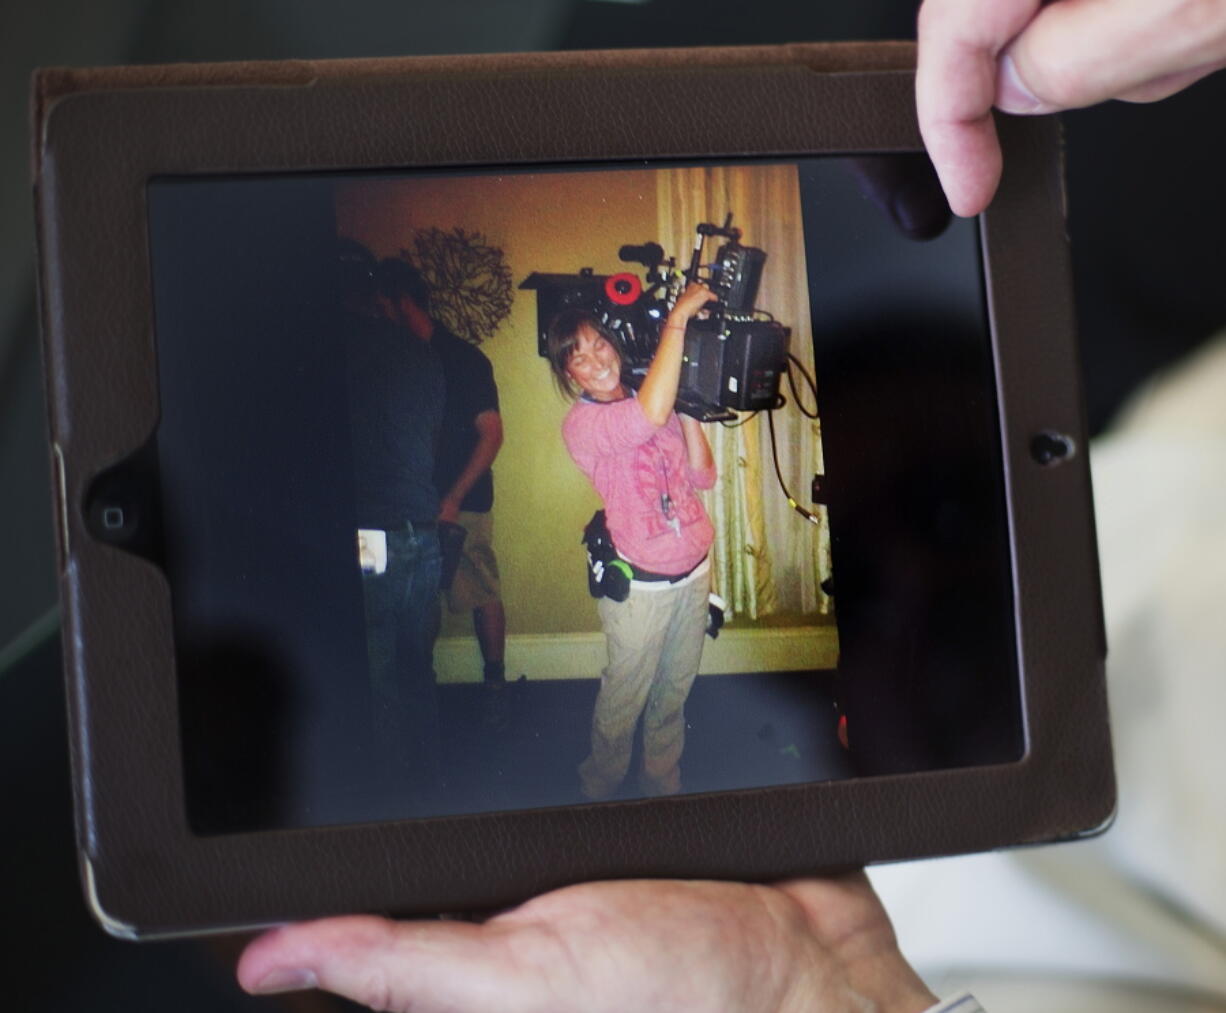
[3,1,1225,1010]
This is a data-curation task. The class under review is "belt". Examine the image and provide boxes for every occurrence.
[362,520,436,533]
[629,554,707,584]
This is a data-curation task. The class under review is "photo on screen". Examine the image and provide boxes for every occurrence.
[145,156,1022,835]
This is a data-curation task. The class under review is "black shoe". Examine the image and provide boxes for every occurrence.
[482,681,509,728]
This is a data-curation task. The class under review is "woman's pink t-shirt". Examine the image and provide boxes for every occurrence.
[562,395,716,575]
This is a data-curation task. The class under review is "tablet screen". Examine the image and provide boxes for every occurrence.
[146,156,1020,834]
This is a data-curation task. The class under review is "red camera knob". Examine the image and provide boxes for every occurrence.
[604,272,642,305]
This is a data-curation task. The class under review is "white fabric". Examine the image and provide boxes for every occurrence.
[872,334,1226,1008]
[1087,336,1226,935]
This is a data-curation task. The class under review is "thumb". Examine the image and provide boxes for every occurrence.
[237,915,535,1012]
[998,0,1226,113]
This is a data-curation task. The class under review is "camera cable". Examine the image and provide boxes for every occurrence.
[766,406,821,526]
[785,353,820,419]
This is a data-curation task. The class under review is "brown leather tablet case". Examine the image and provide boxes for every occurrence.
[31,42,1113,938]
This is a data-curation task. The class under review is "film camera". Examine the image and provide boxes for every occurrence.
[521,215,791,421]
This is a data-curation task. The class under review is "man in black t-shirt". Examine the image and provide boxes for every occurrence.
[342,243,446,796]
[376,259,508,689]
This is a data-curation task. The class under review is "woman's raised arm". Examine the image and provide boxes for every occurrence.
[637,282,717,427]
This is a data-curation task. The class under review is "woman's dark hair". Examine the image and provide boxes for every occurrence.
[544,309,622,400]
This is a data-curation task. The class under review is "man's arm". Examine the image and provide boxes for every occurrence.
[438,409,502,524]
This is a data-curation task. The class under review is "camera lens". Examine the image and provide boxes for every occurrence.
[1030,431,1075,466]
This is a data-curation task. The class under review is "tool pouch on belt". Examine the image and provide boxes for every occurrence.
[582,510,632,602]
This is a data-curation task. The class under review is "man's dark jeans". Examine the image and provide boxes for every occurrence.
[361,523,442,801]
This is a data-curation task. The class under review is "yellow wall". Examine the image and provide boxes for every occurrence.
[336,169,659,636]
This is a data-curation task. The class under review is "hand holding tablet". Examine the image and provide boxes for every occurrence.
[916,0,1226,215]
[238,871,938,1012]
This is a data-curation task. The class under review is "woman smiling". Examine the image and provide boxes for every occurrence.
[545,283,719,800]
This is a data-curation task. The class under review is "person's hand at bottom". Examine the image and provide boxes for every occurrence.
[237,871,937,1012]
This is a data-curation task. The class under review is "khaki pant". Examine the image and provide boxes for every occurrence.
[579,570,709,800]
[445,509,502,613]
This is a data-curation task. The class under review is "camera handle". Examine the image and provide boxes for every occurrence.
[695,212,741,240]
[685,229,707,283]
[685,215,743,307]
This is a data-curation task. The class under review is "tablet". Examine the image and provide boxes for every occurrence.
[31,42,1113,938]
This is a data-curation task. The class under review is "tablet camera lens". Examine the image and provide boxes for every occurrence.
[1030,431,1075,466]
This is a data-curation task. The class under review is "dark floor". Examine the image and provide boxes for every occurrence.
[291,666,851,827]
[442,669,851,806]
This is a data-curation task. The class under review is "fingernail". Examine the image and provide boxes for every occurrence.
[252,968,318,994]
[996,54,1052,115]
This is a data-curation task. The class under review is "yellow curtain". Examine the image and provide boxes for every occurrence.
[656,165,833,619]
